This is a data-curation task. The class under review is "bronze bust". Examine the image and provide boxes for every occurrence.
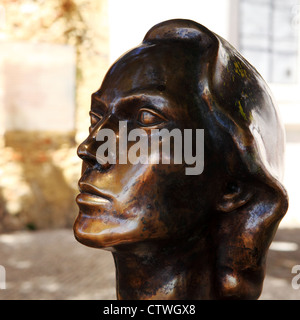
[74,19,288,299]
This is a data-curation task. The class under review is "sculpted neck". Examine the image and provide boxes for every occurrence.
[112,238,213,300]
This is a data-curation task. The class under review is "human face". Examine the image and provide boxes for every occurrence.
[73,44,218,249]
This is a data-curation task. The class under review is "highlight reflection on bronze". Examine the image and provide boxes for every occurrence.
[74,19,288,299]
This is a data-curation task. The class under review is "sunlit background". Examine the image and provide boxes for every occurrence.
[0,0,300,300]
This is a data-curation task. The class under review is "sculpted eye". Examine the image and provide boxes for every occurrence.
[137,108,166,126]
[89,111,103,131]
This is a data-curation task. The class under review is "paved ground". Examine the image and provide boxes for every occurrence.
[0,227,299,300]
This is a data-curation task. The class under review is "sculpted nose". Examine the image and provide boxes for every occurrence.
[77,116,116,171]
[77,137,98,167]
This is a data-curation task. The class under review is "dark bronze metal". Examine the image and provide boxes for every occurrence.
[74,19,288,299]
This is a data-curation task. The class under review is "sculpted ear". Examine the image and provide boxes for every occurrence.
[216,181,253,213]
[213,182,287,299]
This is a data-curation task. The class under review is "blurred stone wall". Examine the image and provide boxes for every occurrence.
[0,0,110,231]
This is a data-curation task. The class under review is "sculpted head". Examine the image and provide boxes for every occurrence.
[74,19,288,299]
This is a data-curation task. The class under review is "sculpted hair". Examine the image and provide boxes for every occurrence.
[144,19,288,299]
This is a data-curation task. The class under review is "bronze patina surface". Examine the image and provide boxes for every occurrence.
[74,19,288,299]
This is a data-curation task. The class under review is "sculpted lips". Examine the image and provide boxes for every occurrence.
[76,182,112,207]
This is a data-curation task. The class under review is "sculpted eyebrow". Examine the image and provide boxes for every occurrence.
[91,94,107,113]
[115,95,168,116]
[127,83,167,94]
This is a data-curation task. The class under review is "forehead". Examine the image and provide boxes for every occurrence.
[98,43,198,102]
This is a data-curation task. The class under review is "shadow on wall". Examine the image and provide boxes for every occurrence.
[0,131,81,232]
